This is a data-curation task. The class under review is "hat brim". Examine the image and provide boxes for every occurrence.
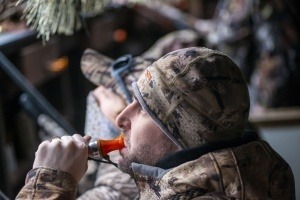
[80,48,152,103]
[81,48,114,87]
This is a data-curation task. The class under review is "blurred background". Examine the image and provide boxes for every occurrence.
[0,0,299,199]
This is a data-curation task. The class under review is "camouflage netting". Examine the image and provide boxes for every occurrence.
[15,0,148,41]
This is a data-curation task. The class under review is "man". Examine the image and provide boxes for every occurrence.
[17,47,295,199]
[77,29,201,199]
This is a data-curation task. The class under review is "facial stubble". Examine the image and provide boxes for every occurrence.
[118,134,179,176]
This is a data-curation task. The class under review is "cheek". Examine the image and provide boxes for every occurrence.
[129,118,162,152]
[128,122,145,151]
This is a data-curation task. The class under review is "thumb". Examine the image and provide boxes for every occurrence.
[83,135,92,143]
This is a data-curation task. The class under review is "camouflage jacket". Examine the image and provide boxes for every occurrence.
[132,140,295,200]
[16,167,78,199]
[16,140,294,200]
[16,163,137,200]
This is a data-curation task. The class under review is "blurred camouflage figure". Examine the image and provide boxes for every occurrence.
[248,0,300,113]
[16,47,295,199]
[151,0,300,114]
[200,0,300,113]
[77,29,202,199]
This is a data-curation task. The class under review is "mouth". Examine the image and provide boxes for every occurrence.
[119,131,129,156]
[119,146,127,156]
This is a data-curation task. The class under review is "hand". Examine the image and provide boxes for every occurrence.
[33,134,91,182]
[93,86,126,126]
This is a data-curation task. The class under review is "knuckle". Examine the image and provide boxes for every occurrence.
[39,141,49,149]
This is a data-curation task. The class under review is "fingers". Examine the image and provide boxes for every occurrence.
[49,136,61,141]
[36,134,88,157]
[51,134,89,144]
[54,135,89,152]
[60,135,74,144]
[73,134,87,144]
[33,134,91,182]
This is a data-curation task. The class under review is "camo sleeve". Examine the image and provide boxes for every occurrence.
[16,167,77,199]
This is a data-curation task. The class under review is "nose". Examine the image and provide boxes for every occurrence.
[116,103,131,131]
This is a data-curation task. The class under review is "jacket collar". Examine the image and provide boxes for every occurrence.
[155,130,258,169]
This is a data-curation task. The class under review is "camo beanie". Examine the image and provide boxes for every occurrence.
[132,47,250,149]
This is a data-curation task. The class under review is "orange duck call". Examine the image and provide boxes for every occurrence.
[88,133,125,160]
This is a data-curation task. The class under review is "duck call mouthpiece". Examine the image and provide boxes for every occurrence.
[88,133,125,160]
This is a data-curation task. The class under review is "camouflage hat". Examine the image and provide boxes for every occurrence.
[133,47,250,149]
[81,48,152,103]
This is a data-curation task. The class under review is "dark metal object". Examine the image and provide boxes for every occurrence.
[0,190,10,200]
[0,50,76,135]
[0,30,37,54]
[19,93,69,137]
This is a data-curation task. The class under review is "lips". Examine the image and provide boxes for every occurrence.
[119,133,129,156]
[119,146,127,157]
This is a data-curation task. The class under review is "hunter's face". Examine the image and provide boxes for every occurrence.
[115,98,179,175]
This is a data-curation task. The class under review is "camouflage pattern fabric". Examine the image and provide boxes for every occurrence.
[133,47,250,149]
[16,167,77,199]
[248,0,300,112]
[132,140,295,199]
[16,161,138,200]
